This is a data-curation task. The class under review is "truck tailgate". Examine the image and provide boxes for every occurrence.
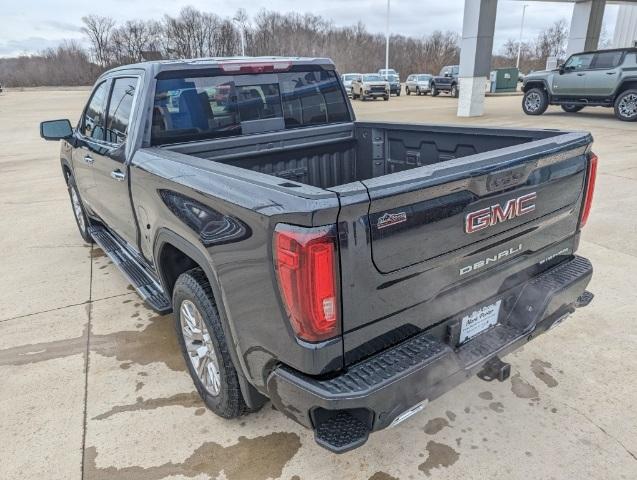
[333,128,593,365]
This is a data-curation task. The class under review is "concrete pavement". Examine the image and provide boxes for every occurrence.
[1,89,635,479]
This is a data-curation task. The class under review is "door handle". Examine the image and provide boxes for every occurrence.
[577,73,585,76]
[110,170,126,181]
[606,72,616,75]
[83,155,94,165]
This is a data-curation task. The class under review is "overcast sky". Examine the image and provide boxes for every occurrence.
[0,0,619,58]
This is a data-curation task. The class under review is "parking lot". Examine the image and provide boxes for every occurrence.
[1,88,636,480]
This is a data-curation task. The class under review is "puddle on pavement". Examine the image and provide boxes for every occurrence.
[531,359,559,388]
[92,391,203,421]
[418,440,460,476]
[0,314,185,372]
[84,432,301,480]
[424,417,451,435]
[368,472,399,480]
[478,391,493,400]
[489,401,504,413]
[510,373,540,400]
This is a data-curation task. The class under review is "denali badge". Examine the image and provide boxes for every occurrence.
[465,192,537,234]
[377,212,407,229]
[460,244,523,275]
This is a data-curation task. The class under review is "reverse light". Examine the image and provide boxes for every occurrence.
[274,224,340,342]
[579,153,598,229]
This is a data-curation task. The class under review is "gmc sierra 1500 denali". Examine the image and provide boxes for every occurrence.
[40,57,596,453]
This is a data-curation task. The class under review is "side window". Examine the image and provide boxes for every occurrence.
[592,51,624,69]
[452,66,459,75]
[82,81,108,140]
[565,53,594,70]
[105,77,139,145]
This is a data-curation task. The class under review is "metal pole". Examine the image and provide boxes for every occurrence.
[385,0,390,77]
[516,4,528,69]
[240,26,246,56]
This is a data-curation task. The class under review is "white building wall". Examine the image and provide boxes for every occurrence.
[613,4,637,48]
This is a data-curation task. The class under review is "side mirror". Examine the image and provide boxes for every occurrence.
[558,64,565,74]
[40,119,73,141]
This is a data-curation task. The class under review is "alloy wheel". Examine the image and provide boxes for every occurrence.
[70,187,86,233]
[618,93,637,119]
[180,299,221,396]
[524,92,542,112]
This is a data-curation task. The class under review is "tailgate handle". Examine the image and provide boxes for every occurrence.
[110,169,126,181]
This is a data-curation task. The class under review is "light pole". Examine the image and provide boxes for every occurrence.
[516,4,528,69]
[233,17,246,56]
[385,0,391,77]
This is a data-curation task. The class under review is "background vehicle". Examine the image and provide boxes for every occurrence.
[386,74,401,96]
[341,73,359,97]
[40,56,595,454]
[405,74,433,95]
[431,65,459,97]
[378,68,398,78]
[351,73,390,100]
[522,47,637,121]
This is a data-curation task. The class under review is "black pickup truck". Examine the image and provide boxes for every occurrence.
[41,57,596,453]
[430,65,460,97]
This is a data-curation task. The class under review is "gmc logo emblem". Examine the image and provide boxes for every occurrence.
[465,192,537,233]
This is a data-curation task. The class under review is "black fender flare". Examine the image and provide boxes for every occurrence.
[153,228,267,409]
[523,79,550,93]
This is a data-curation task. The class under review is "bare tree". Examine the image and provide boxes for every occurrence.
[82,15,115,67]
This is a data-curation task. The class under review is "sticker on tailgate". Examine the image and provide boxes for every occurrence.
[459,300,501,344]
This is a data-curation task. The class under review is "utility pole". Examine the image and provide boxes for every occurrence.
[516,4,528,69]
[385,0,391,77]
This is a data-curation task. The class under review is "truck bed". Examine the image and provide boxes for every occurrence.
[163,122,562,189]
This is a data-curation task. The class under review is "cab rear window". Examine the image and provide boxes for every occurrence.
[151,70,350,145]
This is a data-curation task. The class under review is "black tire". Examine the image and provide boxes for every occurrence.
[561,104,584,113]
[406,87,411,95]
[416,87,421,96]
[173,268,250,418]
[451,83,459,98]
[396,90,401,97]
[614,89,637,122]
[67,175,92,243]
[522,88,549,115]
[431,84,439,96]
[383,95,389,101]
[352,91,358,100]
[422,90,428,96]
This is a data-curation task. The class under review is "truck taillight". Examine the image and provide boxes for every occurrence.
[579,153,598,229]
[274,224,340,342]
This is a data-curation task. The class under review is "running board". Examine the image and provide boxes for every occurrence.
[89,225,172,314]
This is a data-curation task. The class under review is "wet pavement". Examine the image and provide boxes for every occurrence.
[1,88,635,479]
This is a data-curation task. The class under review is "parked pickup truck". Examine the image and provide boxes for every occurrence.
[40,56,596,453]
[430,64,459,97]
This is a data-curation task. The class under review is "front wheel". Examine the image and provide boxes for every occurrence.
[451,83,459,98]
[614,89,637,122]
[67,175,92,243]
[383,95,389,101]
[522,88,549,115]
[431,84,439,96]
[561,104,584,113]
[173,268,251,418]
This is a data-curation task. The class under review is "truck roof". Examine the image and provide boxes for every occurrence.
[100,56,336,78]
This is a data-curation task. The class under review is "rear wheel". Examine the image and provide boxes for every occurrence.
[561,104,584,113]
[451,83,459,98]
[614,89,637,122]
[383,95,389,101]
[406,87,411,95]
[173,268,251,418]
[67,175,92,243]
[431,84,439,96]
[416,87,421,96]
[522,88,549,115]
